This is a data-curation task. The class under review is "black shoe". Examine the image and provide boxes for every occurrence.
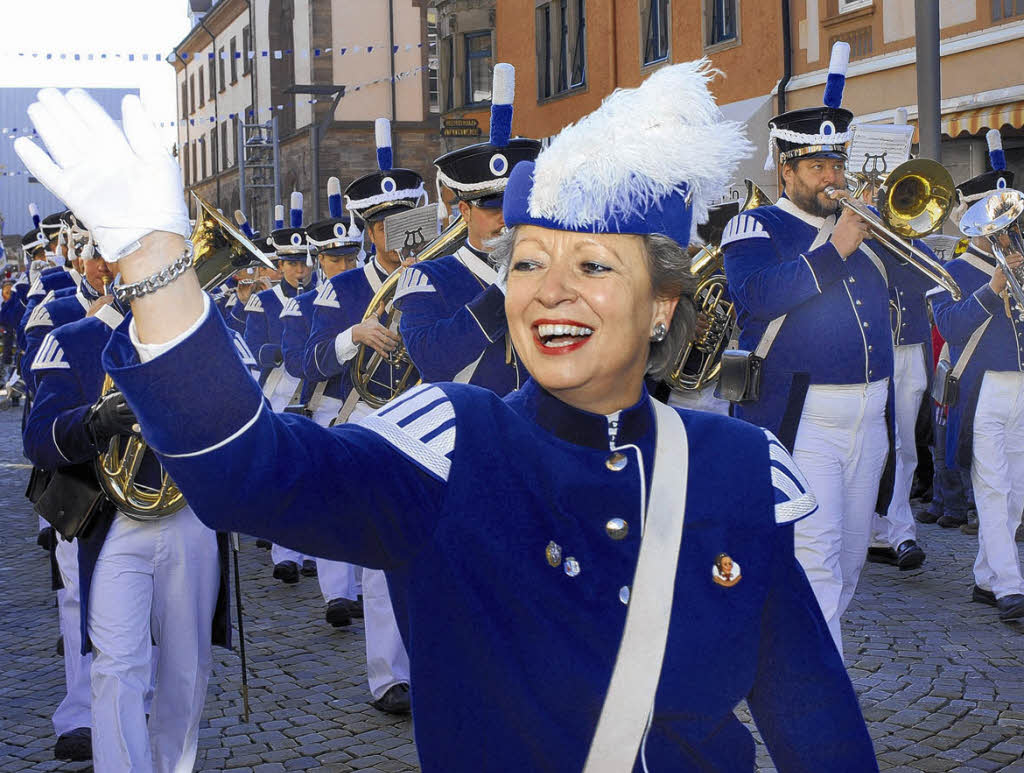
[915,510,940,524]
[56,635,64,656]
[894,540,926,570]
[371,683,411,714]
[996,594,1024,621]
[866,546,899,565]
[325,599,352,628]
[272,561,300,584]
[972,585,997,607]
[1017,524,1024,543]
[54,727,91,761]
[346,597,364,618]
[36,525,56,551]
[301,559,318,577]
[961,519,979,536]
[938,512,967,528]
[255,538,272,549]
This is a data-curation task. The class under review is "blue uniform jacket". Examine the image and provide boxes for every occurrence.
[225,293,247,335]
[394,244,521,396]
[930,248,1024,469]
[19,269,79,352]
[23,282,101,396]
[722,197,900,507]
[305,259,392,402]
[25,301,235,654]
[280,289,320,406]
[1,293,25,331]
[103,303,878,772]
[244,281,302,372]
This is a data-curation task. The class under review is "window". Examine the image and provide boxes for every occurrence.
[829,27,872,59]
[208,59,216,100]
[242,26,252,75]
[838,0,872,12]
[464,32,493,105]
[992,0,1024,20]
[211,129,219,175]
[221,121,230,169]
[230,37,238,84]
[536,0,586,100]
[705,0,737,47]
[189,74,195,114]
[183,143,190,186]
[200,138,207,179]
[180,82,188,119]
[191,140,198,183]
[199,68,205,107]
[427,10,439,113]
[219,48,226,93]
[444,36,455,111]
[642,0,670,65]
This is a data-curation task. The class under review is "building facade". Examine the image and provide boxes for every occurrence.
[174,0,443,234]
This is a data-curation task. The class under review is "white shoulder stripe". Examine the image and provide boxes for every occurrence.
[314,281,340,309]
[361,384,455,481]
[31,333,70,371]
[27,278,44,298]
[280,298,302,318]
[231,332,258,367]
[244,294,264,313]
[25,304,53,330]
[394,267,435,301]
[721,214,769,247]
[764,430,817,524]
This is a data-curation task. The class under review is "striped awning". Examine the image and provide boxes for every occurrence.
[912,101,1024,141]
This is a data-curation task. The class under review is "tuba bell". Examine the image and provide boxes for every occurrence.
[664,180,773,392]
[959,187,1024,321]
[94,194,274,520]
[350,216,469,409]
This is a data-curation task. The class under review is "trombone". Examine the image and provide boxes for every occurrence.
[825,158,963,301]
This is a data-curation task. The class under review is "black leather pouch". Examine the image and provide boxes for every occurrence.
[34,463,111,541]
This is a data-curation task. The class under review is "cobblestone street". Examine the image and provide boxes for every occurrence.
[1,405,1023,772]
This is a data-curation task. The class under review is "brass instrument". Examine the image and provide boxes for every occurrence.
[825,158,963,300]
[959,188,1024,321]
[350,217,469,409]
[95,194,274,520]
[665,180,773,391]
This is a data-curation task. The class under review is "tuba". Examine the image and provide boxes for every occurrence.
[664,180,773,391]
[95,194,274,520]
[350,217,469,409]
[825,159,963,300]
[959,187,1024,321]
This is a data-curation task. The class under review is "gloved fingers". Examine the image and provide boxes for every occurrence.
[36,88,97,161]
[121,95,165,160]
[66,89,133,159]
[26,98,83,171]
[12,137,66,200]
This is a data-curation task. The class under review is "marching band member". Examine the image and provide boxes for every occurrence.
[228,210,276,335]
[244,192,317,583]
[18,71,877,772]
[303,119,426,714]
[282,177,364,628]
[721,42,902,652]
[931,130,1024,622]
[394,63,539,396]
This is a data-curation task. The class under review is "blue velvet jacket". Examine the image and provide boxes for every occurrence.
[394,244,521,396]
[19,268,79,351]
[280,289,320,407]
[305,258,392,402]
[930,248,1024,469]
[102,302,878,772]
[244,279,307,372]
[22,281,102,396]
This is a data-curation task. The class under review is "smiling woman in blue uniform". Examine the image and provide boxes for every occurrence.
[18,68,877,772]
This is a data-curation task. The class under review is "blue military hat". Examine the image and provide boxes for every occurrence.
[345,118,426,223]
[433,64,541,213]
[956,129,1015,204]
[765,42,853,170]
[306,176,363,254]
[503,59,752,248]
[40,208,71,242]
[268,192,308,261]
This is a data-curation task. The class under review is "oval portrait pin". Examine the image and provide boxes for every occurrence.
[712,553,741,588]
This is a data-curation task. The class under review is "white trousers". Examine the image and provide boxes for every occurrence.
[668,385,731,415]
[362,568,411,698]
[88,507,219,773]
[53,537,92,736]
[793,380,890,653]
[270,391,311,567]
[872,345,928,549]
[972,371,1024,599]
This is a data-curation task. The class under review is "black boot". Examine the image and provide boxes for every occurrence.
[54,727,91,761]
[272,560,300,584]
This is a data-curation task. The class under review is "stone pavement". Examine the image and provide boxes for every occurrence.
[0,403,1022,771]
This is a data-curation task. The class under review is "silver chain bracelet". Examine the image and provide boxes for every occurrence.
[113,241,195,304]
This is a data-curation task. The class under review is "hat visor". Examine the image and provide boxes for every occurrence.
[465,193,504,208]
[319,244,361,257]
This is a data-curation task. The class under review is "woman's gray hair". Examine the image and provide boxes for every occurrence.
[489,227,697,380]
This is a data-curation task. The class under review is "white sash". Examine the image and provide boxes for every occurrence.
[583,399,689,772]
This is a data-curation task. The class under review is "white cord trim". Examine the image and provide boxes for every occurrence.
[435,167,510,194]
[764,127,852,171]
[346,184,427,212]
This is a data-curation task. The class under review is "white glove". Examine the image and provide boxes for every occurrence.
[14,89,190,262]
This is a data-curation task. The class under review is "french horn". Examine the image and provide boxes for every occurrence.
[95,194,274,520]
[664,180,773,391]
[350,217,469,409]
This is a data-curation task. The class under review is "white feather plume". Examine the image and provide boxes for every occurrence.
[986,129,1003,152]
[492,63,515,106]
[527,59,753,241]
[375,118,392,149]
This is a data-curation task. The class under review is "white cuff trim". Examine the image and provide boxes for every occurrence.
[335,328,358,364]
[131,295,210,364]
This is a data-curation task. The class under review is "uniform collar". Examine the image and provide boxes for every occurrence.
[510,378,653,450]
[775,194,829,229]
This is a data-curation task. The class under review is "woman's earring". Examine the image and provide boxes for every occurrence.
[650,322,668,342]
